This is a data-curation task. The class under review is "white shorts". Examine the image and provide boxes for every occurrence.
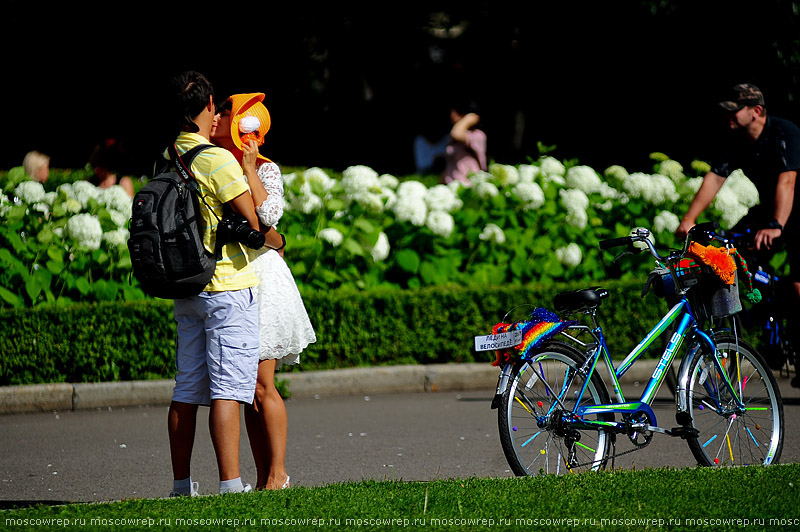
[172,288,259,405]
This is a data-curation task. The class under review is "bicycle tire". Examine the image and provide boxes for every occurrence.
[498,341,613,476]
[685,335,784,466]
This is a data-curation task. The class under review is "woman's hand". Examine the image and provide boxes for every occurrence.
[242,140,259,174]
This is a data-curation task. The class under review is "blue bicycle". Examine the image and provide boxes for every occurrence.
[478,223,784,475]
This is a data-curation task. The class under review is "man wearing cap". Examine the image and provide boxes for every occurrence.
[677,83,800,374]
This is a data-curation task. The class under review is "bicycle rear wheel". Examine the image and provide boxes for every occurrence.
[686,335,783,466]
[498,341,613,476]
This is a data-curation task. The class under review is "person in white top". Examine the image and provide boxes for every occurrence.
[211,92,316,490]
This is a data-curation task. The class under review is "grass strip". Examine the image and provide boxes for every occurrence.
[3,465,800,531]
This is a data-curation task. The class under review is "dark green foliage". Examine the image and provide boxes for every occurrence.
[0,279,668,385]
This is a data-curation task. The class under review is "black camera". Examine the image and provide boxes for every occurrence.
[216,213,265,250]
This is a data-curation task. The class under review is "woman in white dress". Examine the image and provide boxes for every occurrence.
[211,93,316,490]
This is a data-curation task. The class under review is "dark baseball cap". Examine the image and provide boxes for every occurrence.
[718,83,765,111]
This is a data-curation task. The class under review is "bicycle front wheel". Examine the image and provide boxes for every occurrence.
[498,341,613,476]
[686,335,784,466]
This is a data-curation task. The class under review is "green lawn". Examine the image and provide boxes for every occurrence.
[3,465,800,531]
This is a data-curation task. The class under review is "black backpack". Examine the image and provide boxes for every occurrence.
[128,144,217,299]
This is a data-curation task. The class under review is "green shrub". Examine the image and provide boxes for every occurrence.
[0,279,668,386]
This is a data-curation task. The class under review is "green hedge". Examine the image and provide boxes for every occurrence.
[0,279,669,386]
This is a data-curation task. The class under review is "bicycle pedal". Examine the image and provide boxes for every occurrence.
[667,426,699,440]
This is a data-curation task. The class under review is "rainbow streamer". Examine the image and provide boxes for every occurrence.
[492,308,577,365]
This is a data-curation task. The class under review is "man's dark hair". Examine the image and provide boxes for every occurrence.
[170,71,215,133]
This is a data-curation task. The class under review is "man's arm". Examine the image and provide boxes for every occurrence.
[676,171,726,237]
[227,191,284,250]
[754,170,796,250]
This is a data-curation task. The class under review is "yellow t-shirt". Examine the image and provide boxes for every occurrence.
[173,132,258,292]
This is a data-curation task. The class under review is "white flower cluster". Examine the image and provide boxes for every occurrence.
[658,160,685,183]
[622,173,680,205]
[479,223,506,244]
[371,232,390,262]
[341,165,386,213]
[15,181,46,204]
[555,243,582,268]
[653,210,680,234]
[66,213,103,250]
[714,169,758,229]
[559,188,589,229]
[318,227,344,246]
[393,180,428,226]
[511,182,545,210]
[489,163,520,186]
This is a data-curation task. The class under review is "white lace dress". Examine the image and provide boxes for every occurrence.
[248,162,316,367]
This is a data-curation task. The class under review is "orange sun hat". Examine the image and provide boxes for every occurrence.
[228,93,272,163]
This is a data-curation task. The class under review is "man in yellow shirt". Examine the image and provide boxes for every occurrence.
[166,71,284,496]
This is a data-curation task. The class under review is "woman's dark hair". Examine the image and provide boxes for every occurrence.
[170,71,215,132]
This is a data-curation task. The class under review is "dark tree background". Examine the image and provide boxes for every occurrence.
[4,0,800,176]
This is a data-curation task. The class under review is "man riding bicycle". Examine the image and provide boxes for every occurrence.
[677,83,800,386]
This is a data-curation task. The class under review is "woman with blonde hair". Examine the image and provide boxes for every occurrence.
[23,150,50,183]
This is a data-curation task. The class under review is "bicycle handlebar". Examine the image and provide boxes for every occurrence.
[598,221,722,265]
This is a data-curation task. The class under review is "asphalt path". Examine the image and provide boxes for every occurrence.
[2,380,799,506]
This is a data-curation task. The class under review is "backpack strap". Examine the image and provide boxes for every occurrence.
[168,143,213,186]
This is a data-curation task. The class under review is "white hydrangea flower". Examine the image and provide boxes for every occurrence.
[282,172,299,188]
[109,209,128,228]
[518,164,540,183]
[622,173,679,205]
[318,227,344,246]
[479,223,506,244]
[31,202,50,217]
[555,243,582,268]
[425,184,463,212]
[489,163,520,186]
[539,156,566,177]
[565,165,604,194]
[469,171,494,185]
[426,211,455,238]
[290,184,323,214]
[103,228,130,247]
[370,231,390,262]
[475,182,499,199]
[396,180,428,200]
[378,174,399,190]
[559,189,589,229]
[352,191,385,213]
[595,200,613,211]
[380,188,397,211]
[44,191,58,206]
[64,198,83,214]
[604,165,629,183]
[14,181,46,204]
[714,187,749,228]
[0,191,9,217]
[393,198,427,226]
[341,165,380,196]
[566,209,588,229]
[303,167,335,192]
[659,160,685,183]
[447,180,463,195]
[71,180,101,208]
[512,182,545,210]
[724,169,759,208]
[653,210,680,234]
[66,213,103,250]
[100,185,132,217]
[559,188,589,211]
[680,176,704,200]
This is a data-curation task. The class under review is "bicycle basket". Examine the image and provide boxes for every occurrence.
[652,258,742,322]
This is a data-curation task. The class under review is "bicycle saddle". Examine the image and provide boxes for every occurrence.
[553,287,609,312]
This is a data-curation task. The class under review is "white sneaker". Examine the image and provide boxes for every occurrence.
[169,481,199,497]
[243,483,253,493]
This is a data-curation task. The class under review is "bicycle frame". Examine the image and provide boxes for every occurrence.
[522,296,747,435]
